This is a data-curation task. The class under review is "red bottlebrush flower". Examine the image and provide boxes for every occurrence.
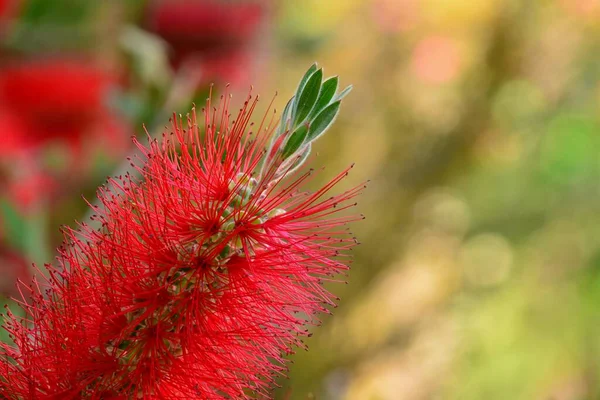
[145,0,265,84]
[0,66,362,398]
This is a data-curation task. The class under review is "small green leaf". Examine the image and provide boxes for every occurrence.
[334,84,353,102]
[309,76,338,119]
[307,100,341,143]
[295,63,318,98]
[293,68,323,127]
[276,96,295,137]
[282,125,309,158]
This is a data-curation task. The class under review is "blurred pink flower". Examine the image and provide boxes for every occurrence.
[412,36,462,84]
[372,0,419,33]
[559,0,599,17]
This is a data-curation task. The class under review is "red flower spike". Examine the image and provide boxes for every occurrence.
[1,77,363,398]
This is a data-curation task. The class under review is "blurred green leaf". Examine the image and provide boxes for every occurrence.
[0,200,26,252]
[492,80,547,128]
[107,90,146,121]
[19,0,96,25]
[119,25,172,90]
[539,114,600,185]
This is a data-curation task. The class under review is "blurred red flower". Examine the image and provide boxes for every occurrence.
[0,0,19,25]
[0,111,28,157]
[0,59,130,210]
[145,0,265,85]
[0,60,124,149]
[0,243,30,299]
[0,112,57,212]
[7,166,55,211]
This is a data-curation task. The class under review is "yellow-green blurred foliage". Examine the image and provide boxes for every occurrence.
[270,0,600,398]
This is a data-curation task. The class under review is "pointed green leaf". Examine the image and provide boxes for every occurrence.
[334,84,353,102]
[293,68,323,127]
[307,100,341,143]
[282,124,309,159]
[295,63,318,99]
[309,76,338,119]
[276,96,295,137]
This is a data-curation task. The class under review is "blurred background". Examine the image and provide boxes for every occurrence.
[1,0,600,399]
